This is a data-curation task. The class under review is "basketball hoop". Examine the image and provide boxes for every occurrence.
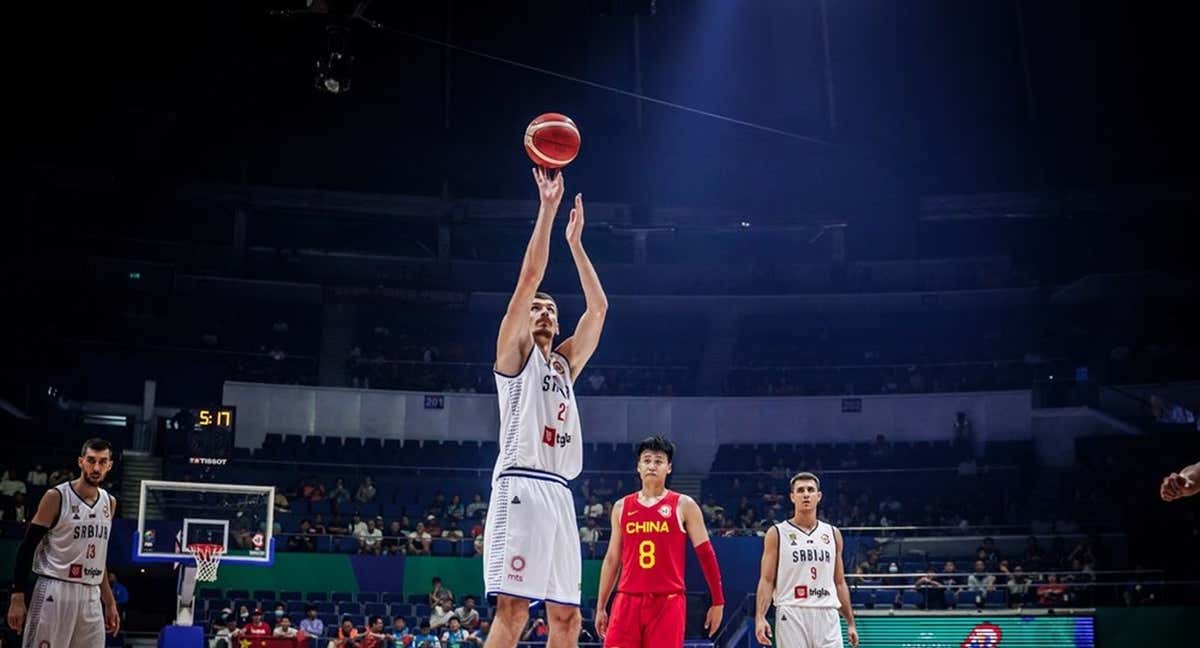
[188,543,225,582]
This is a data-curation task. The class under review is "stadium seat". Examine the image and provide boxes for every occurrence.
[364,603,388,617]
[390,604,412,618]
[307,592,329,602]
[331,592,353,603]
[407,595,425,605]
[382,592,406,604]
[985,590,1007,607]
[901,591,923,608]
[357,592,380,603]
[414,604,431,618]
[319,614,339,630]
[227,590,250,601]
[957,591,982,608]
[338,602,363,615]
[199,588,223,600]
[280,591,303,602]
[314,602,336,614]
[253,590,277,602]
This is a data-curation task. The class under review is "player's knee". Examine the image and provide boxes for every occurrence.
[546,605,581,632]
[492,596,530,628]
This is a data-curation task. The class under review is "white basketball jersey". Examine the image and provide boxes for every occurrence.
[773,519,839,609]
[33,482,113,586]
[493,347,582,482]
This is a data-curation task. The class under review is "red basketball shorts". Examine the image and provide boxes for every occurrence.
[603,591,686,648]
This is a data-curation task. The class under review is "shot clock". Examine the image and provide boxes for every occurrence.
[164,406,236,466]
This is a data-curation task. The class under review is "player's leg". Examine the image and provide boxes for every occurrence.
[482,595,529,648]
[545,484,581,648]
[69,584,106,648]
[22,579,76,648]
[602,593,641,648]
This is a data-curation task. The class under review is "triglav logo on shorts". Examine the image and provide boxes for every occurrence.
[960,622,1003,648]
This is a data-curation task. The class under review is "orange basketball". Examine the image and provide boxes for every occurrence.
[524,113,581,169]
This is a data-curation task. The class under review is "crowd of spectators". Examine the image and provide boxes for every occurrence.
[854,534,1113,609]
[0,464,114,524]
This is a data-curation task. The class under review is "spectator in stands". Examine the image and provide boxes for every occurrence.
[593,478,614,500]
[244,610,271,637]
[301,475,326,501]
[290,520,316,551]
[411,622,438,648]
[351,515,368,538]
[465,493,487,519]
[521,616,549,643]
[273,617,298,638]
[967,560,995,595]
[360,518,383,554]
[441,618,470,648]
[858,548,882,575]
[1037,574,1068,607]
[408,523,432,555]
[913,570,945,610]
[442,519,465,540]
[1023,536,1044,570]
[428,577,454,606]
[700,497,722,522]
[583,495,603,520]
[978,537,1001,567]
[426,492,447,519]
[107,571,129,609]
[274,491,291,513]
[446,494,465,520]
[26,464,47,486]
[1122,564,1158,606]
[1005,564,1032,607]
[469,621,489,646]
[361,617,388,648]
[382,520,406,555]
[355,477,377,504]
[943,561,965,601]
[237,605,251,625]
[424,515,443,537]
[212,617,239,648]
[48,466,72,484]
[0,471,26,500]
[300,607,324,645]
[579,517,600,558]
[454,596,480,631]
[329,478,351,507]
[328,619,359,648]
[385,617,411,646]
[473,524,485,556]
[430,594,455,631]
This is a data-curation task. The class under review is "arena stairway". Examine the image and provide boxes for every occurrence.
[119,451,163,519]
[671,474,704,502]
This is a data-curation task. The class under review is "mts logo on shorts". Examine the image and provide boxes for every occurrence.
[542,426,572,448]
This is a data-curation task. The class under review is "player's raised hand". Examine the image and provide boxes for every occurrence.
[565,193,585,249]
[704,604,724,638]
[1161,472,1197,501]
[105,600,121,635]
[754,617,772,645]
[594,608,608,639]
[7,593,26,633]
[532,167,565,208]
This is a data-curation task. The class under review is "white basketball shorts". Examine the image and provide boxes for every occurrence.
[23,577,106,648]
[774,607,843,648]
[483,468,581,606]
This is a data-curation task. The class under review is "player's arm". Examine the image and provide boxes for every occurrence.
[753,526,778,646]
[680,495,724,637]
[496,168,565,375]
[1161,459,1200,501]
[594,498,624,639]
[7,489,61,633]
[554,193,608,381]
[833,527,858,648]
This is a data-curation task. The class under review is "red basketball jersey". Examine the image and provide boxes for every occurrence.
[617,490,687,594]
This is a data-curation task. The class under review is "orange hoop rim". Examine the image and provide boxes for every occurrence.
[188,543,226,562]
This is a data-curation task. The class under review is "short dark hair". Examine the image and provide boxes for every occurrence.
[80,438,113,457]
[635,436,675,463]
[305,606,316,613]
[431,577,442,584]
[533,291,556,306]
[789,472,820,491]
[369,616,383,626]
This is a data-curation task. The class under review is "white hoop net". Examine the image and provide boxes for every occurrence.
[188,543,225,582]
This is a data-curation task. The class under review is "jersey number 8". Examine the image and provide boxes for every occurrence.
[638,540,656,569]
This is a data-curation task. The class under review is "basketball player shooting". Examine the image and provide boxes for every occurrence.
[755,473,858,648]
[8,438,121,647]
[483,167,608,648]
[594,437,725,648]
